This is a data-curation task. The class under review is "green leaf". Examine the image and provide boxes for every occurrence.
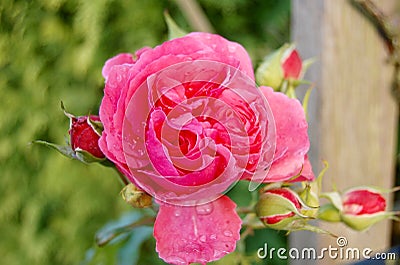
[302,85,313,120]
[95,211,154,247]
[117,226,153,265]
[320,191,343,211]
[164,11,187,40]
[33,140,106,164]
[33,140,76,159]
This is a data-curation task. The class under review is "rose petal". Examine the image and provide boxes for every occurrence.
[343,190,386,215]
[101,53,135,79]
[289,155,315,182]
[99,65,133,169]
[260,86,310,182]
[154,196,241,265]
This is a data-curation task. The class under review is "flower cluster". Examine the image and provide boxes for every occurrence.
[39,27,399,265]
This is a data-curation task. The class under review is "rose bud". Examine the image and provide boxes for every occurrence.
[121,183,152,208]
[321,187,399,231]
[341,188,392,231]
[69,115,105,160]
[256,187,337,236]
[256,188,308,230]
[256,43,312,92]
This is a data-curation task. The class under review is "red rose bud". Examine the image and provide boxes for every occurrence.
[69,115,105,159]
[256,188,308,230]
[256,43,313,93]
[342,189,386,215]
[321,187,399,231]
[256,187,337,236]
[341,188,391,231]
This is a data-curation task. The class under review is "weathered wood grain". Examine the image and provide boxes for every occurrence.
[290,0,398,264]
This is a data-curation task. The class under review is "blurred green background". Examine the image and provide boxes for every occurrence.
[0,0,291,264]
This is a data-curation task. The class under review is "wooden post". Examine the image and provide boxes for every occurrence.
[290,0,398,263]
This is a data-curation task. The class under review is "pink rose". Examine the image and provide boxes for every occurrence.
[99,33,275,202]
[99,32,276,264]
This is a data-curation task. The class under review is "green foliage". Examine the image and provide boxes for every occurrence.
[199,0,291,61]
[0,0,290,264]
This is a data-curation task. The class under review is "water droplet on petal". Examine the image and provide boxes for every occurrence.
[195,203,214,215]
[199,235,207,243]
[223,230,233,237]
[174,210,181,217]
[210,234,217,240]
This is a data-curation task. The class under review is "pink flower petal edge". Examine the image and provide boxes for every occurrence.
[289,155,315,182]
[260,86,311,182]
[154,196,242,265]
[101,53,135,79]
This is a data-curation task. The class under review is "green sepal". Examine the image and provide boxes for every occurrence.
[60,101,74,120]
[300,57,316,79]
[341,211,397,231]
[255,44,287,90]
[298,160,329,216]
[256,191,308,220]
[87,116,104,136]
[33,140,76,159]
[164,11,187,40]
[302,85,313,120]
[33,140,107,164]
[320,191,343,212]
[317,203,341,222]
[75,148,107,163]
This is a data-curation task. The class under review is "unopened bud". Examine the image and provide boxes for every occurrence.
[256,44,304,90]
[256,188,307,230]
[69,115,105,160]
[121,183,152,208]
